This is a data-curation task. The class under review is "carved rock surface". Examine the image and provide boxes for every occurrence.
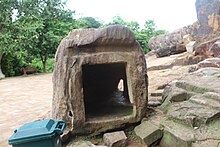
[52,25,148,137]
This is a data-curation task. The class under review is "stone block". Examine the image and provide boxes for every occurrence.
[186,41,196,53]
[134,121,162,146]
[159,130,192,147]
[183,34,193,45]
[103,131,127,147]
[150,89,164,97]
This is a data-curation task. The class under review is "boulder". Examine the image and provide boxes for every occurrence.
[195,36,220,57]
[103,131,127,147]
[209,40,220,57]
[52,25,148,137]
[148,26,195,57]
[208,14,220,32]
[189,58,220,72]
[195,0,220,35]
[192,0,220,60]
[148,0,220,58]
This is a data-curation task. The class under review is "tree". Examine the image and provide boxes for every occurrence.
[108,15,127,26]
[140,20,167,53]
[0,0,18,79]
[76,17,101,28]
[17,0,74,72]
[107,17,167,53]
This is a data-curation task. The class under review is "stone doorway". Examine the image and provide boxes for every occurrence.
[52,25,148,135]
[82,63,133,121]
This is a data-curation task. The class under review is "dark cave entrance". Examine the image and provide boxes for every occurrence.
[82,63,133,121]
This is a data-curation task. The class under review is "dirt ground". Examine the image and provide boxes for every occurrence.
[0,73,52,147]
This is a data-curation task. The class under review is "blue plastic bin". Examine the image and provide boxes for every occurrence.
[8,119,65,147]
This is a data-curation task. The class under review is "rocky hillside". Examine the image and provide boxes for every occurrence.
[148,0,220,59]
[145,53,220,147]
[141,0,220,146]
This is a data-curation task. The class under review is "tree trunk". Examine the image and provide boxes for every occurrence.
[43,60,47,73]
[0,23,5,79]
[0,51,5,79]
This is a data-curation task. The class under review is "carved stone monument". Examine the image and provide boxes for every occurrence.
[52,25,148,136]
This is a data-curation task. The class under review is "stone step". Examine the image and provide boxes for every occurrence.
[160,120,194,147]
[189,93,220,108]
[148,100,162,107]
[148,96,163,107]
[150,89,164,97]
[160,119,220,147]
[166,101,220,127]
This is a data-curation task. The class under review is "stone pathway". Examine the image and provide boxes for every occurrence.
[0,74,52,147]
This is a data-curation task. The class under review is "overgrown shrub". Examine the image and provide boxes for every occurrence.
[1,53,24,77]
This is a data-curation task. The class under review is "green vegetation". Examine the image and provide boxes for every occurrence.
[106,16,167,53]
[0,0,167,77]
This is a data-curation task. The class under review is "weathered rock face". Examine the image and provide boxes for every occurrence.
[196,0,220,35]
[148,0,220,58]
[148,25,195,57]
[52,25,148,137]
